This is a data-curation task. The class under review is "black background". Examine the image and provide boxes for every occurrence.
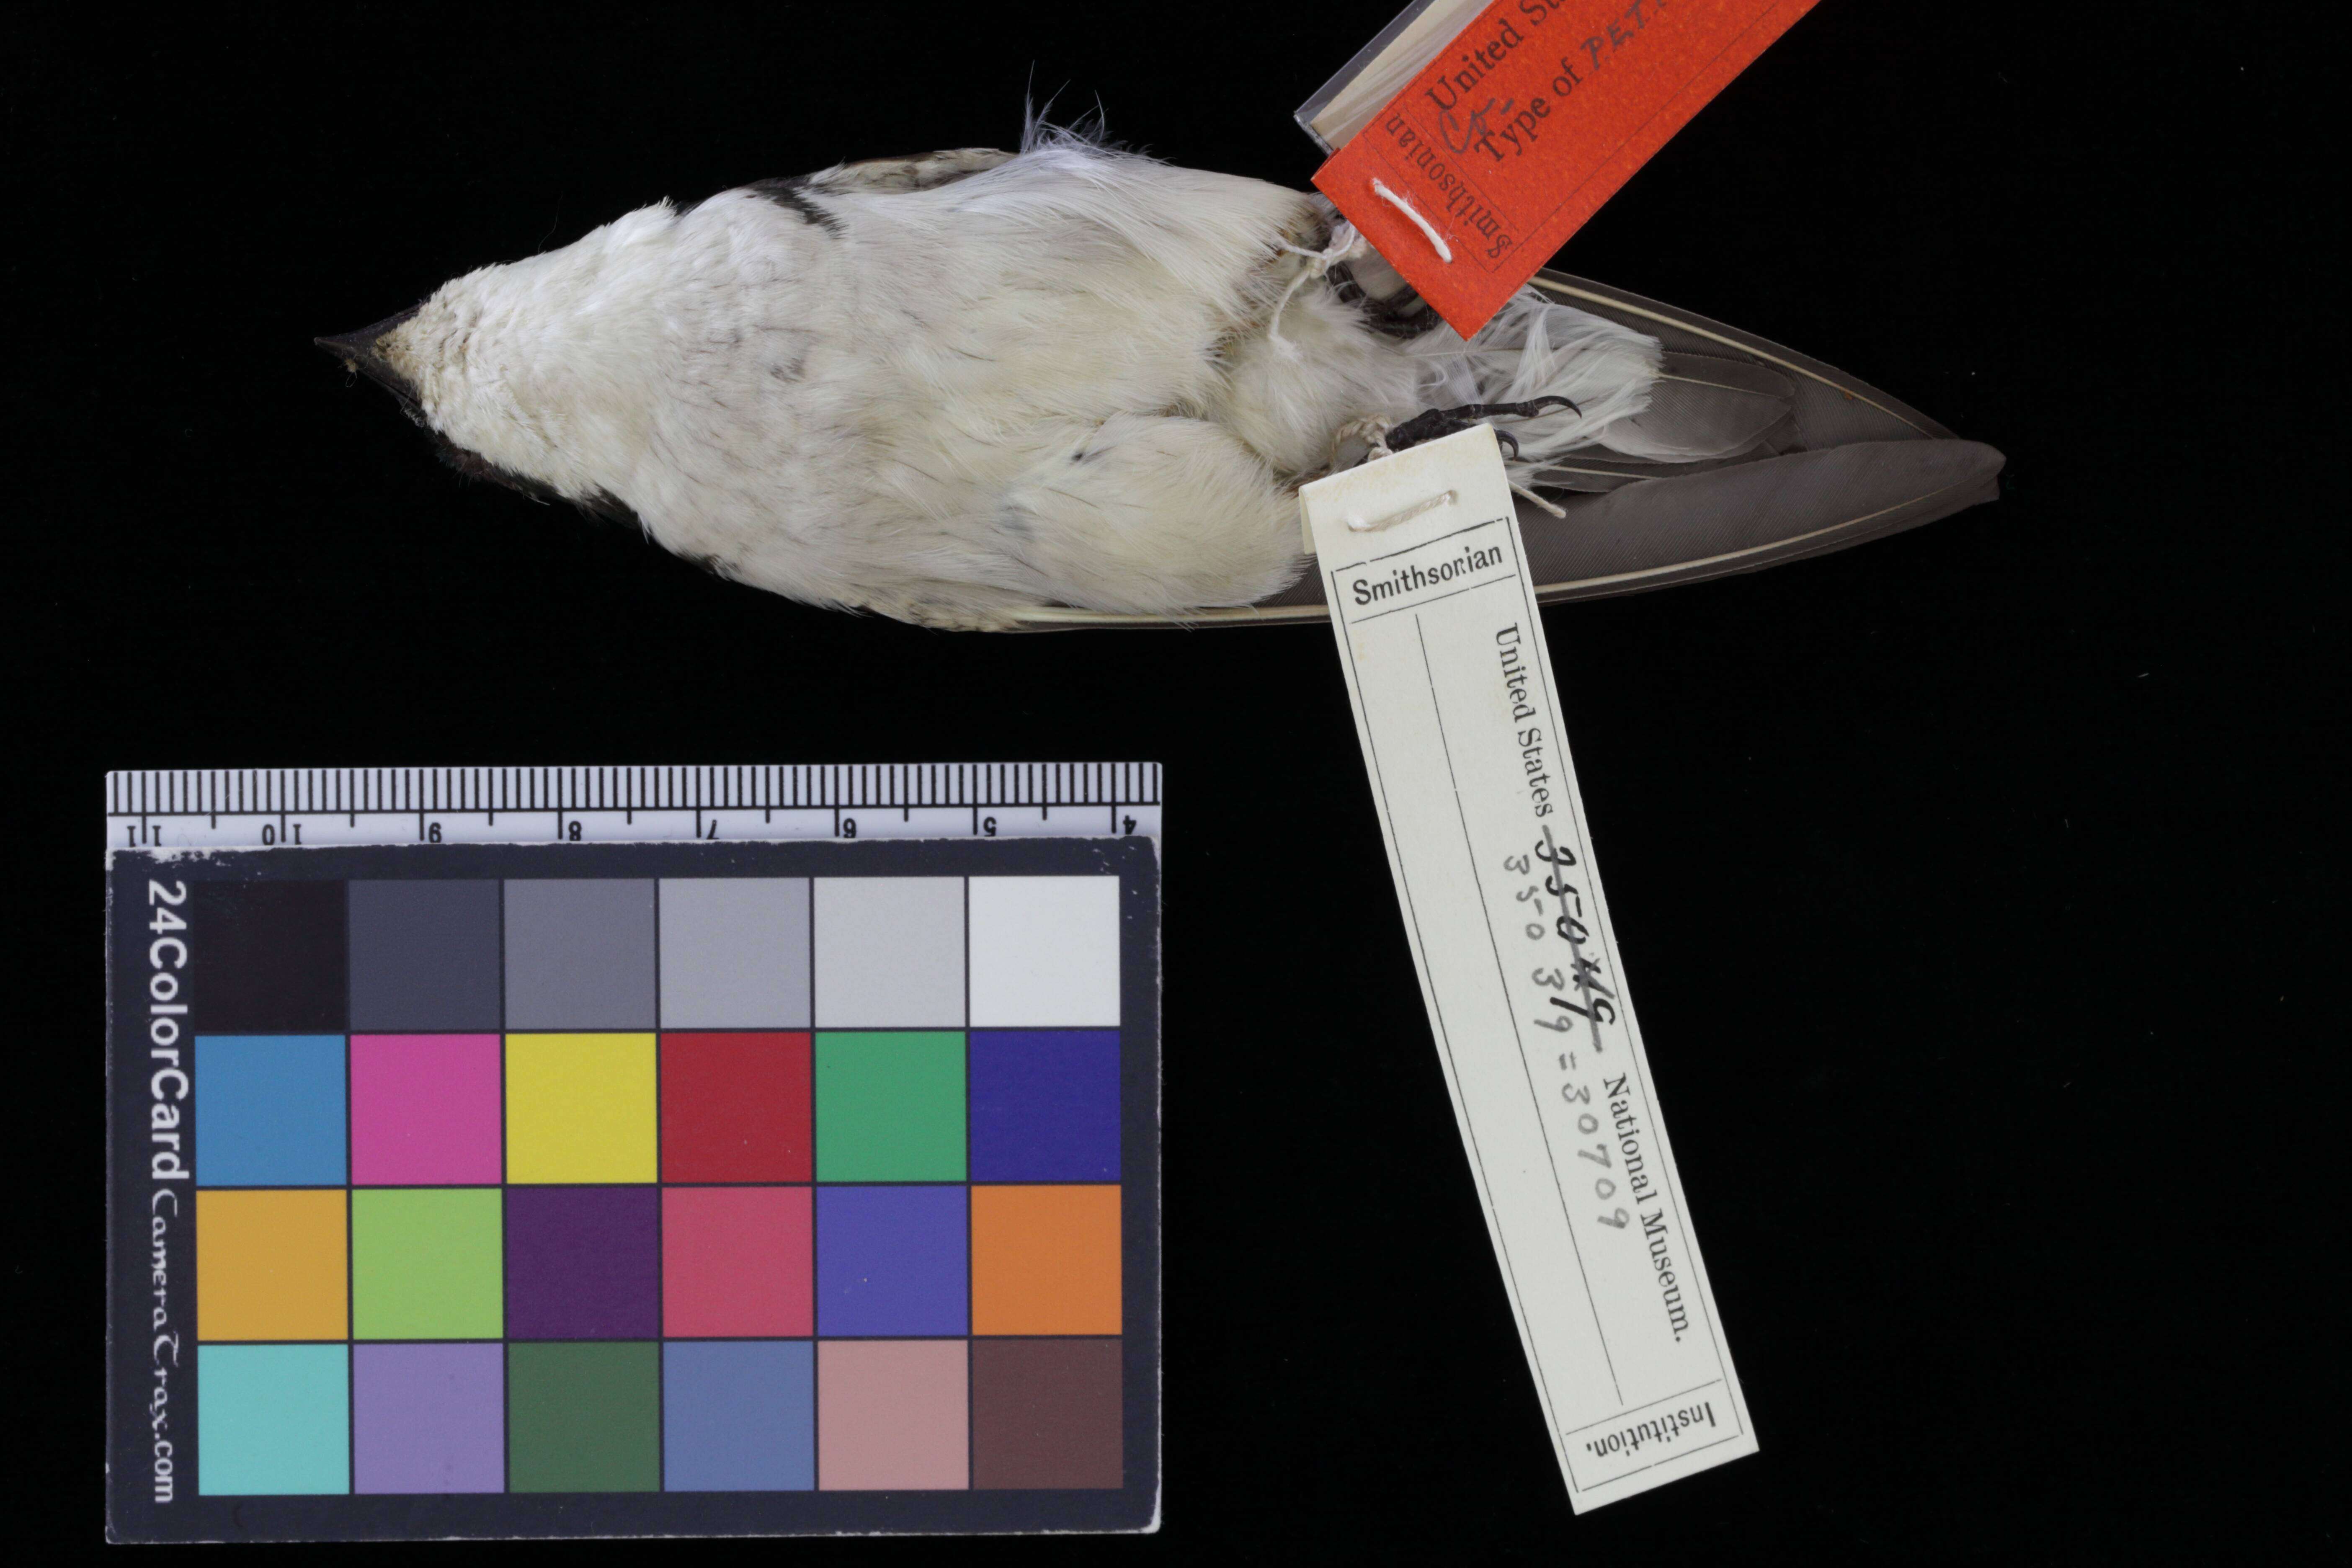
[13,2,2339,1558]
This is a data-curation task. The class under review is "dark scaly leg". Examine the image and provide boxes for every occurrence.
[1383,396,1582,459]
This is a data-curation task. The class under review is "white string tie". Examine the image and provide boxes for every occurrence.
[1349,489,1455,533]
[1370,178,1452,263]
[1268,221,1368,362]
[1511,479,1568,517]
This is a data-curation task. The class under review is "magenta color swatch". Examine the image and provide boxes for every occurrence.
[350,1035,503,1186]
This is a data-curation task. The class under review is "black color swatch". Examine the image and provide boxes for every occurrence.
[192,881,349,1033]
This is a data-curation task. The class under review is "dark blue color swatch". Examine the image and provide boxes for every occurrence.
[194,1035,348,1186]
[815,1186,968,1336]
[969,1031,1121,1181]
[663,1341,815,1491]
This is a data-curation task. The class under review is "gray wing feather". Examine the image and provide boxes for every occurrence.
[805,149,1016,194]
[1004,268,2004,628]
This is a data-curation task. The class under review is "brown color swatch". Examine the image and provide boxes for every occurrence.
[970,1338,1124,1489]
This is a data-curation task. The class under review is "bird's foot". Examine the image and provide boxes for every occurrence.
[1384,396,1581,461]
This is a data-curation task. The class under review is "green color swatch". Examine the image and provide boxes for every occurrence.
[507,1342,661,1493]
[352,1187,503,1339]
[197,1344,350,1495]
[814,1031,967,1181]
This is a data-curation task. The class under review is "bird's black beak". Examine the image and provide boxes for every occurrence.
[315,304,426,421]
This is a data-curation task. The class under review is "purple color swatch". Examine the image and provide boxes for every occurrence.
[353,1343,504,1494]
[969,1031,1121,1181]
[505,1186,660,1339]
[816,1186,969,1336]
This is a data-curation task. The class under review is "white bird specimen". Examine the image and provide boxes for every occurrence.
[320,127,1759,628]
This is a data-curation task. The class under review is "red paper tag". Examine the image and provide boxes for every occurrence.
[1314,0,1818,338]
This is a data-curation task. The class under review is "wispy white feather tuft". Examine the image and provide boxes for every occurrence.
[1406,292,1666,479]
[1019,100,1115,156]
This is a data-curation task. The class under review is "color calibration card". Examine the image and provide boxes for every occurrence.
[107,837,1160,1540]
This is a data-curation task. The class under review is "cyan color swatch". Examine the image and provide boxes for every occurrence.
[194,1035,347,1186]
[663,1341,815,1491]
[198,1344,351,1495]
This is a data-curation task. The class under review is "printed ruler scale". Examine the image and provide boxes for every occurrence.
[106,764,1162,850]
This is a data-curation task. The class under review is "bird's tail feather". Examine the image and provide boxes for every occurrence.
[1403,290,1789,482]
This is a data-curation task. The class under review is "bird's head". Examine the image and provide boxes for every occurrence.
[316,205,681,520]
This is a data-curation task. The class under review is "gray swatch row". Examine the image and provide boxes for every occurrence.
[346,877,1120,1032]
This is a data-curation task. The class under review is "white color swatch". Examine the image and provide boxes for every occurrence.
[967,876,1121,1027]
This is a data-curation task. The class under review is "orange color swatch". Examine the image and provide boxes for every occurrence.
[970,1185,1122,1336]
[1316,0,1819,336]
[196,1188,349,1341]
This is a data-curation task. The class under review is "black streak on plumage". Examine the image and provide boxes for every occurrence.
[745,178,842,235]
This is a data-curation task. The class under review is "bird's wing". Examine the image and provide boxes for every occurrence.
[802,148,1016,194]
[1002,268,2004,629]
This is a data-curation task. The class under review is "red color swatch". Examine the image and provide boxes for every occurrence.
[1315,0,1818,337]
[662,1186,814,1337]
[660,1033,812,1181]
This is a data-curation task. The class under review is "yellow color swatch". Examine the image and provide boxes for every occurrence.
[505,1034,658,1182]
[196,1189,348,1341]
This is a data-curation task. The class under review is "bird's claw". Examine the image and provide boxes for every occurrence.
[1383,396,1582,461]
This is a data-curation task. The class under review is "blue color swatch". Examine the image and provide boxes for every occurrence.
[194,1035,347,1186]
[198,1344,351,1495]
[663,1341,815,1491]
[815,1186,968,1336]
[969,1031,1121,1181]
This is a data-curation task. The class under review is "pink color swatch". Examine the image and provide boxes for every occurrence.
[661,1186,813,1337]
[350,1034,503,1185]
[818,1339,970,1490]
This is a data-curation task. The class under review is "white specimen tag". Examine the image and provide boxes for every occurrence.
[1303,427,1755,1511]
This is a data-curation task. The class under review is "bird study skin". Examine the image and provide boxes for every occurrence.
[320,128,1754,629]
